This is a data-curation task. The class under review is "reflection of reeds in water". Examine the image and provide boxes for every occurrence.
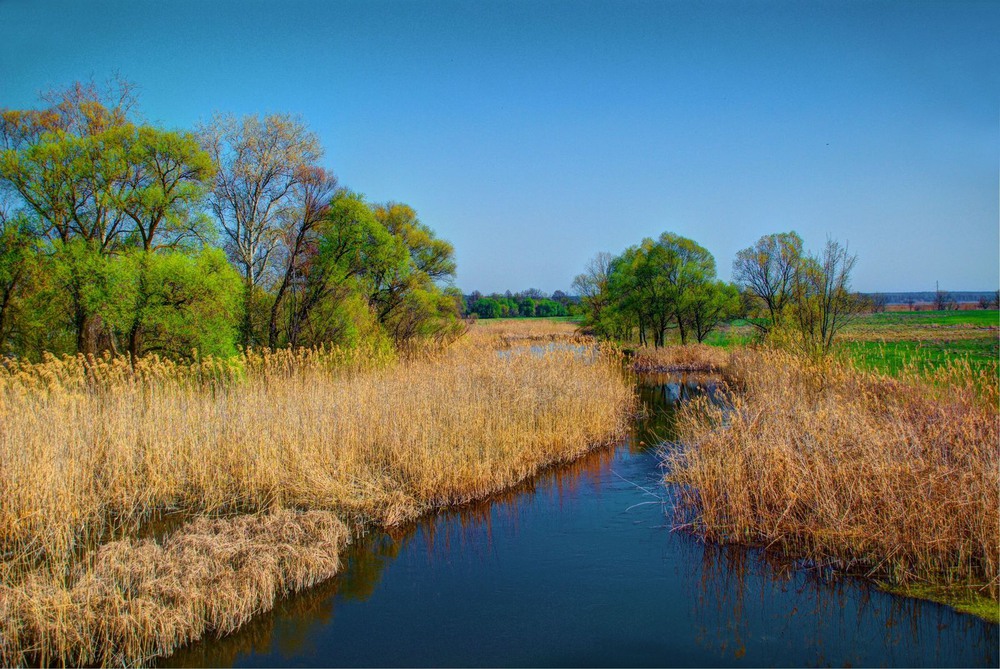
[668,348,999,614]
[685,542,996,666]
[164,442,629,667]
[0,322,634,666]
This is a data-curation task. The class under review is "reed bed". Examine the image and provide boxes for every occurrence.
[469,318,583,346]
[0,324,634,665]
[630,344,731,374]
[666,348,999,612]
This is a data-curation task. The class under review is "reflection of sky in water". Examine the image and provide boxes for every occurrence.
[164,375,998,668]
[495,342,594,360]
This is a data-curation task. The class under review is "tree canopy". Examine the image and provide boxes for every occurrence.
[0,81,462,361]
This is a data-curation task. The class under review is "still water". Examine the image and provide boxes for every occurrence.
[166,375,998,667]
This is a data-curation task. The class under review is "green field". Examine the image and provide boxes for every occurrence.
[694,311,1000,376]
[851,310,1000,328]
[840,310,998,375]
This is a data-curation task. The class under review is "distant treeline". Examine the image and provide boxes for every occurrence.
[0,80,464,361]
[864,291,999,307]
[463,290,581,319]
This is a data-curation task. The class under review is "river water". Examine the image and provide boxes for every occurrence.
[165,375,998,667]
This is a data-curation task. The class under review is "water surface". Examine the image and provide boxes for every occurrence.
[166,375,998,667]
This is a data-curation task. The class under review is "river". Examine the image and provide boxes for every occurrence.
[164,374,998,667]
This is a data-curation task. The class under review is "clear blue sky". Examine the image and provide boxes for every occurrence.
[2,0,997,293]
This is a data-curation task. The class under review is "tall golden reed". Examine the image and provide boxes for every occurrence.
[667,348,999,605]
[0,322,634,665]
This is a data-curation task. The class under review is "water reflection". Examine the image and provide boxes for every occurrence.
[163,373,997,668]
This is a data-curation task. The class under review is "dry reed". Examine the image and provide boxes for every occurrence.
[630,344,730,374]
[0,323,634,665]
[666,348,999,607]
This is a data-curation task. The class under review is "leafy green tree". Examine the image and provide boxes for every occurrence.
[684,280,740,343]
[0,214,36,355]
[116,126,216,359]
[0,85,138,354]
[579,233,734,346]
[369,202,461,345]
[119,247,242,359]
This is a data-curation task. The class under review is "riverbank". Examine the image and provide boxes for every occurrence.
[0,323,635,666]
[665,347,999,622]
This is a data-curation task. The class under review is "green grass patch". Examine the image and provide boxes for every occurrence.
[839,337,999,376]
[853,310,999,328]
[880,582,1000,624]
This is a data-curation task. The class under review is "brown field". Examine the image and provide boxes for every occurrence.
[0,322,634,666]
[666,348,999,615]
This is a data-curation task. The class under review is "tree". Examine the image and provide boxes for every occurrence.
[367,202,461,345]
[790,238,861,357]
[199,113,321,347]
[573,251,614,335]
[267,166,339,348]
[684,280,740,343]
[870,292,888,313]
[654,232,718,345]
[274,189,394,348]
[117,126,216,360]
[732,232,803,333]
[933,287,955,311]
[119,247,242,359]
[0,214,35,355]
[0,80,141,355]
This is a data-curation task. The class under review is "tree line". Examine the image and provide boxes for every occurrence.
[463,289,578,319]
[575,230,861,356]
[0,80,463,361]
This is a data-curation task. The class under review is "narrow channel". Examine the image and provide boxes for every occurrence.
[164,375,999,667]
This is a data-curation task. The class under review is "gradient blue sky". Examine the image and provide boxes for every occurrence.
[2,0,997,293]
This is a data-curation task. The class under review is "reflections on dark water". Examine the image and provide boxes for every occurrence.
[163,373,998,668]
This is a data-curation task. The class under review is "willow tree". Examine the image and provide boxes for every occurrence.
[368,202,462,345]
[118,126,216,359]
[0,82,138,355]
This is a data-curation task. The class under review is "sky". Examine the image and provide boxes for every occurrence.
[1,0,997,294]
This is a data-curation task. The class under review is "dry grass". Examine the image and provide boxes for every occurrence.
[0,321,634,665]
[1,510,347,667]
[630,344,731,373]
[666,348,999,605]
[469,318,583,346]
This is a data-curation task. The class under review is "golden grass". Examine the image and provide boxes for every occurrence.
[0,321,634,665]
[469,318,582,346]
[666,348,999,608]
[1,510,347,667]
[630,344,731,373]
[839,324,1000,342]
